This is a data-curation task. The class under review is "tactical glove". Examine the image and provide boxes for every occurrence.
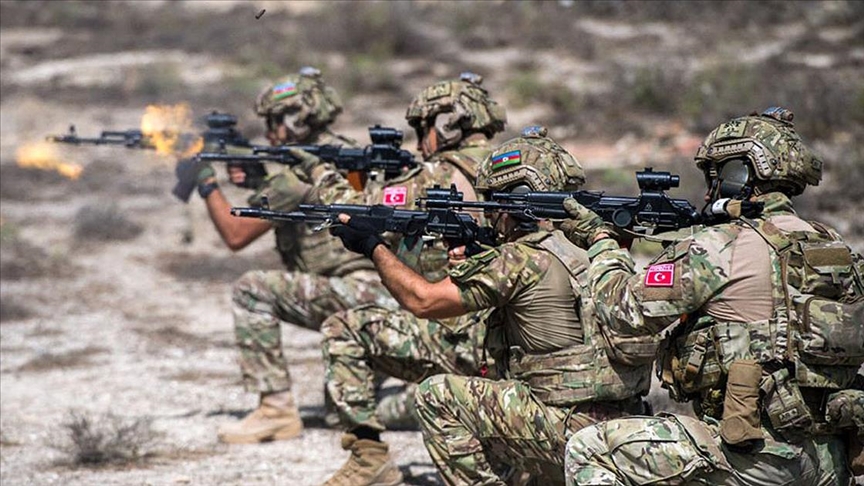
[560,197,613,248]
[330,218,386,259]
[705,198,764,220]
[288,147,322,182]
[174,157,217,202]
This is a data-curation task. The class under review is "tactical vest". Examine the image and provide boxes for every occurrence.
[500,231,656,407]
[264,131,372,276]
[386,146,489,282]
[659,216,864,437]
[274,223,373,276]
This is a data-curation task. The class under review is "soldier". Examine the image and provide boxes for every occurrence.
[175,67,397,444]
[317,76,507,486]
[562,108,864,486]
[326,127,655,486]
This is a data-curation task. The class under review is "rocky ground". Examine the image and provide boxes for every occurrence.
[1,1,863,485]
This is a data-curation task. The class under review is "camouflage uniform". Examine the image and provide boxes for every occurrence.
[415,231,649,486]
[412,129,654,486]
[233,148,397,394]
[320,75,507,441]
[564,110,864,486]
[321,140,494,432]
[229,71,398,396]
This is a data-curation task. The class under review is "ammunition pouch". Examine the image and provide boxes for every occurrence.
[719,359,764,446]
[760,367,814,442]
[793,294,864,366]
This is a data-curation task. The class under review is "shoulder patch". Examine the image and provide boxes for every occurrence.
[382,186,408,206]
[645,263,675,287]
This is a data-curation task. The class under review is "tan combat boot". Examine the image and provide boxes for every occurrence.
[217,390,303,444]
[322,433,403,486]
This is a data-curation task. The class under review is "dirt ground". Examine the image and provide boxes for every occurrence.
[1,2,863,485]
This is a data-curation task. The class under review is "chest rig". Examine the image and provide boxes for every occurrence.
[660,216,864,438]
[493,231,656,407]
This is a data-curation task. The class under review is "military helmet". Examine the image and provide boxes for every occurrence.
[475,125,585,193]
[254,66,343,130]
[695,107,822,197]
[405,72,507,146]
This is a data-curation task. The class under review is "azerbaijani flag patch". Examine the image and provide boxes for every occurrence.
[491,150,521,171]
[272,82,298,100]
[644,263,675,287]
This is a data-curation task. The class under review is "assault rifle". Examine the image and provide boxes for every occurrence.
[45,111,250,151]
[46,125,153,149]
[231,198,495,257]
[195,124,417,179]
[419,168,703,236]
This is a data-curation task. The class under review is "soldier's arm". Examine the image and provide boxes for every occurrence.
[586,232,729,336]
[371,245,465,319]
[203,187,272,251]
[208,168,316,251]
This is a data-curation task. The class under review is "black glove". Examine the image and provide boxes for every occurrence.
[330,218,385,259]
[173,157,216,202]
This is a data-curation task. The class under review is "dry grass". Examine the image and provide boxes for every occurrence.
[16,346,108,373]
[54,411,156,467]
[0,299,35,323]
[0,235,77,281]
[156,250,281,283]
[0,164,74,202]
[73,204,143,242]
[133,325,231,352]
[163,369,239,384]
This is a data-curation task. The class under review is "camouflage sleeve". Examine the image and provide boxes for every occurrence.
[448,244,534,312]
[588,229,733,337]
[247,167,312,211]
[306,165,364,205]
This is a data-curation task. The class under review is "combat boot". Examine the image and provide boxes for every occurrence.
[322,433,403,486]
[217,390,303,444]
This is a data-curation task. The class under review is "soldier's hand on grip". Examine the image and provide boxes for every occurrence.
[330,216,386,259]
[560,197,613,248]
[173,157,217,202]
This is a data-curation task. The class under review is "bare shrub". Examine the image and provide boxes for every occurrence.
[73,204,143,242]
[16,346,107,373]
[56,411,156,467]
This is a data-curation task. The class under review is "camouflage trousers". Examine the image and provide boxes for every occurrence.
[414,375,645,486]
[320,305,486,432]
[565,414,853,486]
[232,269,396,393]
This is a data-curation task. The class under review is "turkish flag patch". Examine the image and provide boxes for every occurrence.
[644,263,675,287]
[382,186,408,206]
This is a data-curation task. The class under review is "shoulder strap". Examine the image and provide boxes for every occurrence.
[738,217,794,254]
